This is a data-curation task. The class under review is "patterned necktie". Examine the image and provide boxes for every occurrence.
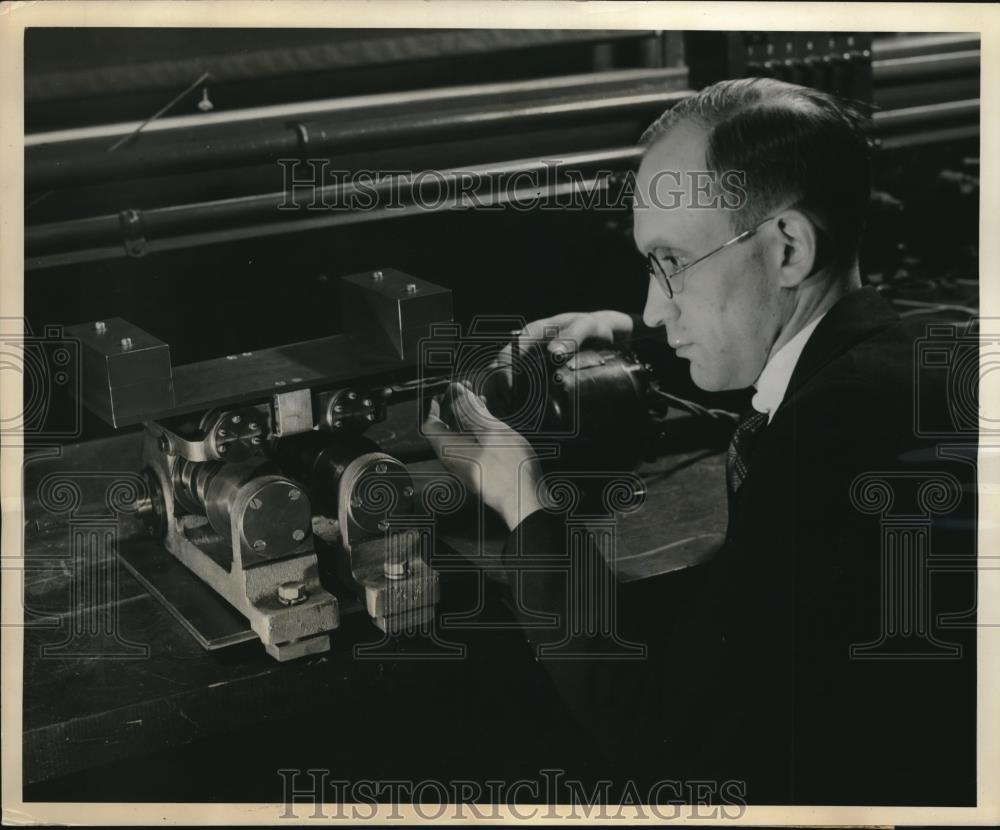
[726,406,768,498]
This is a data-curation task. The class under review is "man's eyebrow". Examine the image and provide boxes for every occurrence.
[643,239,687,256]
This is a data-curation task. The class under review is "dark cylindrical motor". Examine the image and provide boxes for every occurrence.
[458,347,652,471]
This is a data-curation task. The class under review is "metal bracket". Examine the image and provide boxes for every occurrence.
[119,208,148,258]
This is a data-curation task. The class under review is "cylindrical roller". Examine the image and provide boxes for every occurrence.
[230,475,313,560]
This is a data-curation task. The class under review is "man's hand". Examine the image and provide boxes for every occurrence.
[489,310,634,397]
[423,382,545,531]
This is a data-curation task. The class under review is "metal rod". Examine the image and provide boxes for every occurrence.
[27,67,687,149]
[26,89,688,190]
[26,147,641,258]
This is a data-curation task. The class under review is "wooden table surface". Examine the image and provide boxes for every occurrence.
[19,425,727,796]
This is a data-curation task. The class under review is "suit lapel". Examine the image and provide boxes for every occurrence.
[783,286,899,402]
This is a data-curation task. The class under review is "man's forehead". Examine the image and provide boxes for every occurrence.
[633,120,727,250]
[637,120,710,182]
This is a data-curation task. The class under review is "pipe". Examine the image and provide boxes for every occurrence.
[27,89,689,190]
[26,67,688,149]
[26,147,640,256]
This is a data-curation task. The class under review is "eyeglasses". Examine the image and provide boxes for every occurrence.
[646,212,782,300]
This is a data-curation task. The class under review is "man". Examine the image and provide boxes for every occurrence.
[424,78,975,804]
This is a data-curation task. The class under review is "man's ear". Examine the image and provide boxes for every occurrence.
[772,207,820,288]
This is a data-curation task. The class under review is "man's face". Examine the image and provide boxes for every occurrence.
[633,122,786,391]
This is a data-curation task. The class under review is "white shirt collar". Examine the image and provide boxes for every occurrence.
[751,312,828,422]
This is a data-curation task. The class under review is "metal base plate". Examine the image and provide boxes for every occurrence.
[119,539,257,650]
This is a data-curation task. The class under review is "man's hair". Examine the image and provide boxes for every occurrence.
[640,77,874,265]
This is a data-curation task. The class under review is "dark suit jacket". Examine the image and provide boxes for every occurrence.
[500,287,977,805]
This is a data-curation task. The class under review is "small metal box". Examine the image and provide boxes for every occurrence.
[341,268,453,361]
[66,317,174,427]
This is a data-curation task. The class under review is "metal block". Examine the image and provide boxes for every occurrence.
[66,317,174,427]
[273,388,314,436]
[341,269,453,360]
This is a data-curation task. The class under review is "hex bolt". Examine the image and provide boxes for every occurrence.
[253,539,267,551]
[375,462,388,474]
[231,414,242,424]
[403,486,415,497]
[288,488,301,501]
[291,529,306,542]
[249,497,263,510]
[277,580,307,605]
[94,321,107,334]
[372,270,384,281]
[120,337,133,351]
[405,283,417,294]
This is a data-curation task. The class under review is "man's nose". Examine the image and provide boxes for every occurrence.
[642,278,680,328]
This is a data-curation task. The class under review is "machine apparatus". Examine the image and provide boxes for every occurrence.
[66,268,666,661]
[67,268,455,660]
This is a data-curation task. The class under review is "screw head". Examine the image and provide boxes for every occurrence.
[362,398,372,407]
[231,414,242,424]
[157,435,169,453]
[333,419,343,429]
[252,539,267,551]
[291,529,306,542]
[120,337,133,350]
[375,462,388,474]
[249,497,263,510]
[218,444,227,454]
[347,391,357,401]
[288,488,301,501]
[366,413,376,422]
[377,519,390,532]
[248,422,259,431]
[403,486,415,497]
[277,580,307,605]
[372,270,384,281]
[217,428,228,438]
[94,321,107,334]
[333,404,343,413]
[350,496,362,509]
[251,436,263,446]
